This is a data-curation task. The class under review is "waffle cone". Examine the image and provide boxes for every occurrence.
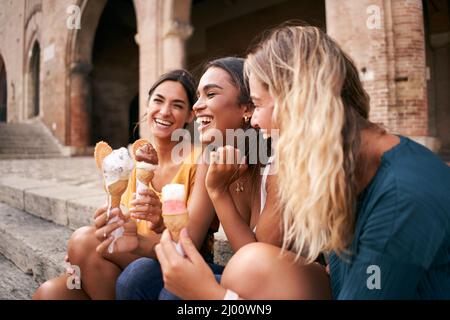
[131,139,150,160]
[162,212,189,242]
[94,141,112,169]
[136,168,154,185]
[107,180,128,208]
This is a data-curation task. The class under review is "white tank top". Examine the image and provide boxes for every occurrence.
[253,156,275,233]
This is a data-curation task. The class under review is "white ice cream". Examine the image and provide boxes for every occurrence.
[136,161,158,171]
[161,183,185,202]
[102,147,134,186]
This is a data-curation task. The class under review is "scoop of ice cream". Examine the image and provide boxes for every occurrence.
[162,184,187,215]
[162,184,185,202]
[136,143,158,165]
[162,200,186,215]
[102,147,134,186]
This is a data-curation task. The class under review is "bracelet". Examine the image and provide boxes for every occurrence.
[223,289,239,300]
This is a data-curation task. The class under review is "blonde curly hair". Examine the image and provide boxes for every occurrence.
[245,25,371,263]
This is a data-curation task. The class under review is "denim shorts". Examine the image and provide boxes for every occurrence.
[116,257,224,300]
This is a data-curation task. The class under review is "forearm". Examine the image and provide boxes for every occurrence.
[209,191,256,252]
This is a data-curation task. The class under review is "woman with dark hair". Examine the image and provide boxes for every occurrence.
[33,69,218,299]
[115,57,289,300]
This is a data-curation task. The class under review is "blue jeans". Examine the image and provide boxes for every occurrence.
[116,257,224,300]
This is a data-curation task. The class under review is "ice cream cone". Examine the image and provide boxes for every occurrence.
[94,142,134,254]
[107,179,129,208]
[162,212,189,242]
[133,141,159,225]
[136,168,154,186]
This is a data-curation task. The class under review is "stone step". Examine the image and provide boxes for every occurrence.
[0,146,61,152]
[0,154,63,160]
[0,148,61,154]
[0,176,104,230]
[0,253,39,300]
[0,123,63,158]
[0,202,71,284]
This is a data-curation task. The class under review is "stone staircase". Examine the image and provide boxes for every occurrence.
[0,158,232,300]
[0,123,65,159]
[0,174,105,299]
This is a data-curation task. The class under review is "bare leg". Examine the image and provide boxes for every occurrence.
[220,242,331,300]
[67,226,139,300]
[33,275,90,300]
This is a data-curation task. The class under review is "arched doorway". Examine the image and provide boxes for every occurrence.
[187,0,326,74]
[128,93,139,144]
[0,55,6,122]
[90,0,139,148]
[28,41,41,118]
[424,0,450,161]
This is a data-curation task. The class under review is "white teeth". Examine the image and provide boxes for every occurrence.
[196,116,213,125]
[155,119,173,126]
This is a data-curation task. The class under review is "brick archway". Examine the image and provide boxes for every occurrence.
[424,0,450,161]
[23,6,42,122]
[65,0,140,148]
[27,41,40,119]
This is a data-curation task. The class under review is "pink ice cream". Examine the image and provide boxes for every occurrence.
[162,200,186,215]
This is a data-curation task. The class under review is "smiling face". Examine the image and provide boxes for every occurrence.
[147,80,194,140]
[248,72,275,138]
[193,67,251,144]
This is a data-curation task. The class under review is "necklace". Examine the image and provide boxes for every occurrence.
[232,164,257,193]
[235,181,244,193]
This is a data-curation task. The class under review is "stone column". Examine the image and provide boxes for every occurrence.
[390,0,435,148]
[162,19,193,72]
[326,0,437,150]
[326,0,394,130]
[134,0,161,140]
[69,60,91,147]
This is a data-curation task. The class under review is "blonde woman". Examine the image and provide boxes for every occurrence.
[156,25,450,300]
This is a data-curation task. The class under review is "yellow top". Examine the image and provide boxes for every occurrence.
[121,145,201,237]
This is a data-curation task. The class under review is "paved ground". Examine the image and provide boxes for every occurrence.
[0,157,103,190]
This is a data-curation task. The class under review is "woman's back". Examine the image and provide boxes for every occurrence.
[330,136,450,299]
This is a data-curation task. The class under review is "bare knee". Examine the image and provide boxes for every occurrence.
[221,242,279,299]
[33,276,90,300]
[221,242,331,300]
[33,277,67,300]
[67,226,98,264]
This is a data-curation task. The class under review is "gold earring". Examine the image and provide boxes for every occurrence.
[244,115,249,123]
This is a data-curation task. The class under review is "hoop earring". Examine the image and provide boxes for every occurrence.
[244,115,250,123]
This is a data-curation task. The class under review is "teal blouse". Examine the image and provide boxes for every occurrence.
[329,136,450,299]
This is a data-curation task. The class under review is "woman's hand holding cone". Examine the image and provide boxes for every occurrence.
[129,189,165,233]
[93,205,139,255]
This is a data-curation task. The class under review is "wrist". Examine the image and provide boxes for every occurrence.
[204,282,228,300]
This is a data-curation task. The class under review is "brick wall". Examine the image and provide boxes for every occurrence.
[326,0,432,144]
